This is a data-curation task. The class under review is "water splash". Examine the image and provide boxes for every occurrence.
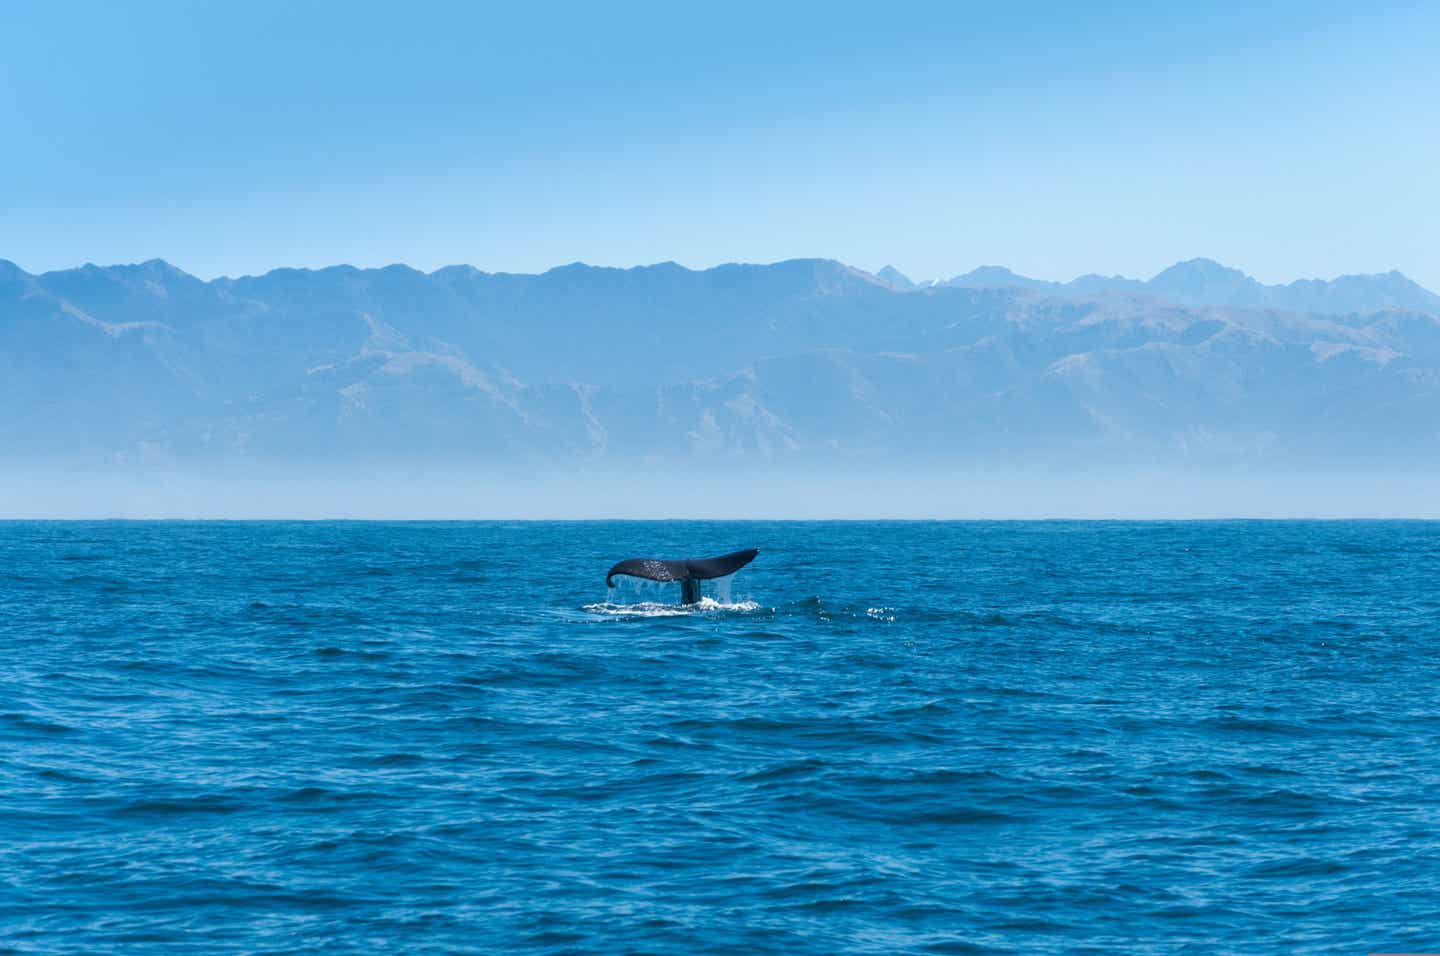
[581,596,761,617]
[711,574,740,604]
[588,572,758,616]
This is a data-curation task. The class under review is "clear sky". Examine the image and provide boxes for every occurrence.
[2,0,1436,287]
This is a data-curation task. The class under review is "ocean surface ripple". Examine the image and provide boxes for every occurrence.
[2,520,1439,954]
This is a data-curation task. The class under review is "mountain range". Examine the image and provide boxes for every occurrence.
[880,258,1440,316]
[5,255,1440,471]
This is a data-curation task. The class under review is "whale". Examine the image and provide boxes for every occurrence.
[605,548,759,604]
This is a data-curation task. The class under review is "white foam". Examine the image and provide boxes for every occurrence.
[582,597,761,618]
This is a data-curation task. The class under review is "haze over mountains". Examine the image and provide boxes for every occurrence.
[5,255,1440,484]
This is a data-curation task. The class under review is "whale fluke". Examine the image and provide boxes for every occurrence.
[606,548,759,602]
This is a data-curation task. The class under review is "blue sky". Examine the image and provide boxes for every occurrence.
[2,0,1436,286]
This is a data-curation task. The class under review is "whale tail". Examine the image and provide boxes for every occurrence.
[606,548,759,604]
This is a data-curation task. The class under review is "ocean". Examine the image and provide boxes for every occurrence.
[2,520,1437,954]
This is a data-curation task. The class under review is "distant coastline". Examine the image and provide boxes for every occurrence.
[5,254,1440,487]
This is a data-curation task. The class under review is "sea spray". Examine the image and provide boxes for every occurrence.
[589,571,758,615]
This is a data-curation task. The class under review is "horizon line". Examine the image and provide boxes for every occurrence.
[4,515,1440,523]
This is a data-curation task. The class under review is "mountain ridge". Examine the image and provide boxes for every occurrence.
[13,255,1438,318]
[5,254,1440,471]
[937,256,1440,316]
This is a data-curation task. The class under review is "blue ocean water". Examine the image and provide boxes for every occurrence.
[2,520,1438,954]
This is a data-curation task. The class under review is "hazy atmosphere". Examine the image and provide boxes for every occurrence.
[5,253,1440,516]
[4,0,1438,515]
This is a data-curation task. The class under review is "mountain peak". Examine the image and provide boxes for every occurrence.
[876,265,915,289]
[430,264,485,278]
[1144,258,1261,307]
[545,261,598,275]
[1150,257,1252,284]
[961,265,1022,281]
[945,265,1054,291]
